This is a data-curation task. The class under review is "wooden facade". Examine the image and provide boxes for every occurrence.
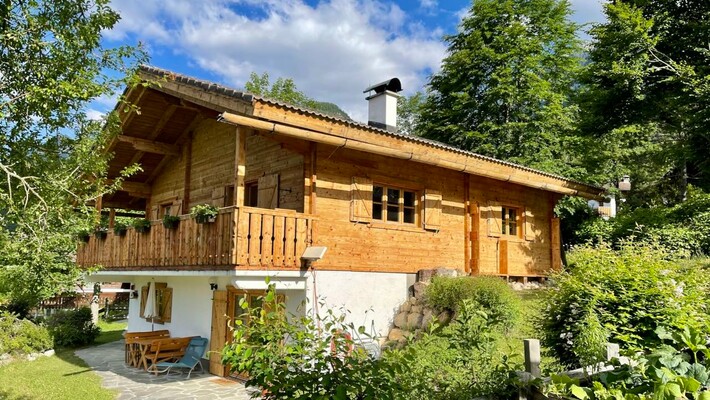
[76,66,603,278]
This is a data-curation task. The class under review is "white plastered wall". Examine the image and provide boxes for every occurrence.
[304,270,410,339]
[119,270,409,345]
[127,276,214,340]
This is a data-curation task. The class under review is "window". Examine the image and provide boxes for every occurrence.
[372,185,417,224]
[501,207,519,236]
[139,283,172,324]
[159,204,172,218]
[225,185,235,207]
[245,182,258,207]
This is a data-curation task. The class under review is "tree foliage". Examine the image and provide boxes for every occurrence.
[396,91,425,136]
[0,0,145,313]
[578,0,710,207]
[417,0,584,176]
[244,72,351,120]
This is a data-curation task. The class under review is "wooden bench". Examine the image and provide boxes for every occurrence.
[123,330,170,367]
[144,337,193,374]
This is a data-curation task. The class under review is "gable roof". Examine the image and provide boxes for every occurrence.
[103,65,603,209]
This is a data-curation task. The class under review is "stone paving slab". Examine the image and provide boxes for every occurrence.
[75,340,252,400]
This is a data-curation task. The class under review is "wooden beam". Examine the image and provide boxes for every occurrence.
[119,85,147,127]
[125,104,178,166]
[117,136,180,156]
[471,202,481,275]
[108,208,116,229]
[95,195,103,224]
[309,142,317,244]
[107,179,152,197]
[463,174,470,275]
[233,126,246,206]
[146,113,203,184]
[219,111,605,200]
[183,132,193,212]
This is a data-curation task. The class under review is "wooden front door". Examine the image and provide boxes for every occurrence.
[209,287,285,377]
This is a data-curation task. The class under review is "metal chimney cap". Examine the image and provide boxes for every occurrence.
[363,78,402,94]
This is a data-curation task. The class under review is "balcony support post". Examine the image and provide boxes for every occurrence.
[233,126,246,207]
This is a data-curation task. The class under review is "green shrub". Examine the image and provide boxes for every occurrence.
[222,283,399,399]
[0,312,53,355]
[47,307,100,347]
[540,242,710,368]
[425,276,520,330]
[543,326,710,399]
[575,216,614,245]
[384,300,518,399]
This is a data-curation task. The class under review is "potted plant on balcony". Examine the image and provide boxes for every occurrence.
[113,221,128,236]
[132,218,151,234]
[94,226,108,240]
[77,229,91,243]
[190,204,219,224]
[162,214,180,229]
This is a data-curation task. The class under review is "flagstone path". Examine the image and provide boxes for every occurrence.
[75,341,252,399]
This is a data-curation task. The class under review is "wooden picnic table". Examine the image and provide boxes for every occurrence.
[134,337,193,372]
[123,330,170,367]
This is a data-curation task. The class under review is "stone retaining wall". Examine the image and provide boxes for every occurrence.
[386,268,460,346]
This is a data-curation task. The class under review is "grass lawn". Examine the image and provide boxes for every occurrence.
[0,319,126,400]
[95,319,128,346]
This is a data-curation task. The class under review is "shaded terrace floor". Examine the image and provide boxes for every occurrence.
[75,340,251,400]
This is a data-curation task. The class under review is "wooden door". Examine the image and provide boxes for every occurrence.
[257,174,279,209]
[209,290,228,376]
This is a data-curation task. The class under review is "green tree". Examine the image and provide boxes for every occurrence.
[417,0,584,176]
[396,91,425,136]
[578,1,710,207]
[244,72,351,120]
[0,0,145,314]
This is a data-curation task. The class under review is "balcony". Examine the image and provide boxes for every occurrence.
[77,207,316,270]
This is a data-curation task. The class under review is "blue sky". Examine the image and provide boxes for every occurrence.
[98,0,605,122]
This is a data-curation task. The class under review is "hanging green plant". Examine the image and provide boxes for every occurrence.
[132,218,151,234]
[113,221,128,236]
[190,204,219,224]
[162,215,180,229]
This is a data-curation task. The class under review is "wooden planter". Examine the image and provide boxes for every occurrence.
[195,214,216,224]
[163,219,180,230]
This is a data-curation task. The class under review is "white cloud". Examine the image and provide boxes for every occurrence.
[86,109,106,121]
[108,0,445,122]
[420,0,437,9]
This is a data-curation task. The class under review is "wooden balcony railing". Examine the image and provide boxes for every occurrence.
[77,206,316,269]
[77,207,236,268]
[235,206,316,268]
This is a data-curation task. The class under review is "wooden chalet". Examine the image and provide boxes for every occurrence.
[80,65,603,376]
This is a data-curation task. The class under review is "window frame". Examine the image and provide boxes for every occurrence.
[372,184,419,226]
[501,206,521,237]
[244,181,259,207]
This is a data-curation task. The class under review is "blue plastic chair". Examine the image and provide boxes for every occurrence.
[153,337,208,378]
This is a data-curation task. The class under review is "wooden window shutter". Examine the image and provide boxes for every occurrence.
[171,200,182,215]
[150,206,159,221]
[486,203,502,237]
[139,286,148,318]
[257,174,279,209]
[211,187,226,207]
[524,207,535,241]
[350,177,372,223]
[160,287,173,323]
[423,189,442,231]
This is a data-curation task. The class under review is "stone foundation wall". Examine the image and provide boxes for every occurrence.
[386,268,460,346]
